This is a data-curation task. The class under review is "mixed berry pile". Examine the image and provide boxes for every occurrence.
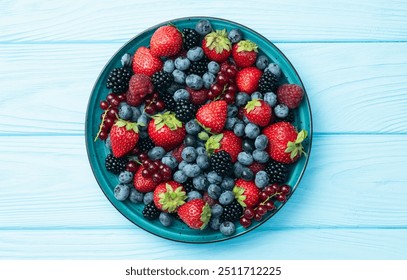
[95,19,307,236]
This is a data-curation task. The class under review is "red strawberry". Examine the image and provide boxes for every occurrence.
[153,181,186,213]
[236,67,263,94]
[150,26,183,57]
[133,166,156,193]
[177,199,211,230]
[109,119,139,158]
[248,162,266,175]
[202,29,232,63]
[148,112,186,151]
[127,74,154,106]
[132,47,163,76]
[233,179,260,208]
[277,84,304,109]
[263,122,307,164]
[186,87,208,105]
[205,130,242,163]
[244,99,272,127]
[232,40,258,68]
[195,100,227,133]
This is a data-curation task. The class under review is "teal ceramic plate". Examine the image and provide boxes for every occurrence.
[85,17,312,243]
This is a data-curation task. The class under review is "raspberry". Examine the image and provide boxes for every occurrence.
[186,87,208,105]
[277,84,304,109]
[127,74,154,106]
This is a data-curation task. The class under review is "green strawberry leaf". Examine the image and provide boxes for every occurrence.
[244,99,261,113]
[153,112,182,131]
[198,131,209,141]
[116,119,127,127]
[237,40,258,53]
[205,29,231,53]
[158,183,187,213]
[200,203,212,230]
[233,186,247,208]
[205,133,223,155]
[285,130,308,160]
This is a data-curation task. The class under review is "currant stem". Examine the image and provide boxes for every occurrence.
[94,105,111,142]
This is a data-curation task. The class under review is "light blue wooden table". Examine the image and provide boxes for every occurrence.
[1,0,406,259]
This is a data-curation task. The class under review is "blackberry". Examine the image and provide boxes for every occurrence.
[160,91,176,112]
[151,70,173,91]
[275,110,295,123]
[142,202,160,220]
[174,99,197,123]
[137,137,155,153]
[183,178,195,193]
[188,58,209,76]
[211,151,233,177]
[105,154,128,174]
[258,71,279,93]
[183,28,201,50]
[264,160,290,184]
[106,67,133,93]
[220,200,243,222]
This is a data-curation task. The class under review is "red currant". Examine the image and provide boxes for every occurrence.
[216,74,228,86]
[155,100,165,112]
[265,201,275,211]
[126,161,139,173]
[226,67,237,78]
[240,217,252,228]
[276,193,287,202]
[280,185,291,195]
[99,131,108,140]
[142,168,152,178]
[144,105,155,115]
[260,191,269,202]
[224,92,235,104]
[107,108,118,118]
[254,213,263,221]
[138,153,148,161]
[117,94,126,102]
[152,173,163,183]
[243,208,255,219]
[106,93,116,103]
[257,205,267,216]
[147,163,157,172]
[100,100,109,110]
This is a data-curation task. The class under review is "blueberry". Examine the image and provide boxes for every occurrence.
[163,59,175,73]
[187,46,204,62]
[129,188,144,203]
[242,139,255,153]
[227,105,238,117]
[264,92,277,107]
[187,190,202,201]
[174,57,191,71]
[207,61,220,74]
[202,72,216,89]
[148,146,166,160]
[218,191,235,205]
[196,154,210,170]
[161,154,178,170]
[255,171,269,188]
[225,117,237,130]
[114,184,130,201]
[193,175,209,191]
[207,171,222,184]
[211,204,224,217]
[137,114,148,127]
[235,92,250,107]
[184,134,197,147]
[186,74,204,90]
[255,134,269,150]
[143,192,154,205]
[121,53,132,67]
[266,63,281,79]
[234,162,245,178]
[118,171,133,184]
[251,91,263,100]
[255,55,269,70]
[228,28,243,44]
[208,184,222,199]
[183,164,201,178]
[233,122,245,137]
[130,106,141,122]
[220,221,236,236]
[245,123,260,139]
[220,177,235,191]
[172,69,186,84]
[238,151,254,166]
[174,88,190,102]
[274,104,289,118]
[159,212,173,227]
[167,82,183,94]
[210,217,221,231]
[242,115,250,124]
[182,146,198,163]
[252,149,269,163]
[186,119,201,135]
[173,170,188,183]
[118,102,133,120]
[241,168,254,181]
[178,160,188,171]
[195,19,212,35]
[196,146,207,155]
[105,135,112,150]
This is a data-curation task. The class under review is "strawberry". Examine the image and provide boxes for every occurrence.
[150,26,183,57]
[186,87,208,105]
[277,84,304,109]
[205,131,242,162]
[133,166,156,193]
[177,199,211,230]
[148,112,186,151]
[153,181,186,213]
[132,46,163,76]
[126,74,154,106]
[244,99,272,127]
[109,119,140,158]
[263,122,307,164]
[195,100,227,133]
[233,179,261,208]
[202,29,232,63]
[232,40,258,68]
[236,67,263,94]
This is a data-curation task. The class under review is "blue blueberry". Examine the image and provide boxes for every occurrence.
[161,154,178,170]
[163,59,175,73]
[183,164,201,178]
[137,114,148,127]
[255,134,269,150]
[220,221,236,236]
[159,212,173,227]
[195,19,212,35]
[207,61,220,74]
[264,92,277,107]
[129,188,144,203]
[251,91,263,100]
[252,149,269,163]
[173,170,188,183]
[130,106,141,122]
[114,184,130,201]
[174,57,191,71]
[235,92,250,107]
[255,55,269,70]
[118,171,133,184]
[241,167,254,181]
[187,190,202,201]
[238,151,254,166]
[210,217,221,231]
[173,88,190,102]
[118,102,133,120]
[196,146,207,155]
[184,134,197,147]
[218,191,235,205]
[228,28,243,44]
[221,177,235,191]
[211,204,224,217]
[143,192,154,205]
[274,104,289,118]
[105,135,112,150]
[227,105,238,117]
[255,171,269,188]
[242,139,255,153]
[233,122,245,137]
[148,146,166,160]
[186,74,204,90]
[234,162,245,178]
[182,146,198,163]
[193,175,209,191]
[167,82,183,94]
[207,171,222,184]
[242,115,250,124]
[187,46,204,62]
[225,117,237,130]
[208,184,222,199]
[184,120,199,135]
[202,72,216,89]
[266,63,281,79]
[172,69,186,84]
[196,154,210,170]
[121,53,132,67]
[245,123,260,139]
[178,160,188,170]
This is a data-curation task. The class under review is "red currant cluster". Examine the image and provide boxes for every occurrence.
[125,160,140,174]
[138,153,172,183]
[239,184,291,228]
[208,61,238,104]
[144,92,166,115]
[97,93,126,140]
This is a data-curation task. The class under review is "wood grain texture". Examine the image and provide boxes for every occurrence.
[1,43,406,134]
[1,0,406,42]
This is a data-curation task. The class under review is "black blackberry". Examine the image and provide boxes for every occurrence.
[188,58,209,76]
[264,159,290,184]
[142,202,160,220]
[258,71,279,93]
[274,109,295,123]
[174,99,197,123]
[105,154,128,174]
[211,151,233,177]
[137,137,155,153]
[183,178,195,193]
[220,200,243,222]
[106,67,133,93]
[151,70,173,91]
[182,28,201,50]
[160,91,176,112]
